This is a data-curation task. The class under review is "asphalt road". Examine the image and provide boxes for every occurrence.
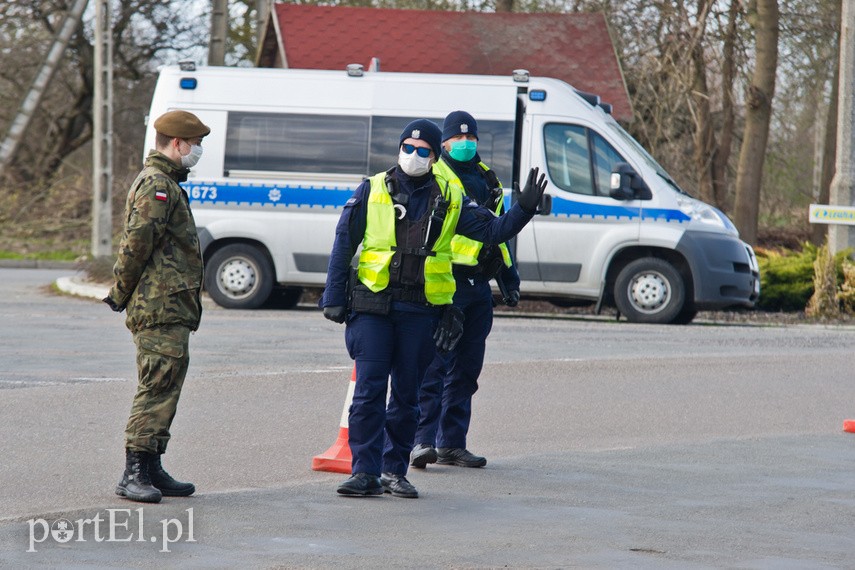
[2,268,855,568]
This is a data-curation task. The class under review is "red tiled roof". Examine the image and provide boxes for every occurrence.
[260,4,631,121]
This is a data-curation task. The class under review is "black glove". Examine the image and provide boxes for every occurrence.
[503,289,520,307]
[103,296,124,313]
[323,305,347,324]
[434,305,465,353]
[517,167,548,214]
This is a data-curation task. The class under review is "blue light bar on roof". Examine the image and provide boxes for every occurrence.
[529,90,546,102]
[179,77,197,90]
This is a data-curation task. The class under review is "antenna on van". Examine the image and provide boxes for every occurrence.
[512,69,530,83]
[574,89,600,107]
[346,64,364,77]
[368,57,380,72]
[574,88,613,115]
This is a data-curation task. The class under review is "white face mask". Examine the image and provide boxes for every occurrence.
[398,149,432,177]
[181,144,203,168]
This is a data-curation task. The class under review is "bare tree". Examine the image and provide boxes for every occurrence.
[689,0,717,205]
[732,0,779,245]
[813,63,838,245]
[710,0,740,211]
[1,0,844,254]
[0,1,205,187]
[793,0,843,246]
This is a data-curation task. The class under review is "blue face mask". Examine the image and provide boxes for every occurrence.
[448,139,477,162]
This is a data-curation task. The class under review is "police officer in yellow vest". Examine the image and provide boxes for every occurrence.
[411,111,519,470]
[321,119,546,498]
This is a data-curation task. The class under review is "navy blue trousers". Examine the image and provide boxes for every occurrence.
[415,279,494,449]
[345,306,439,476]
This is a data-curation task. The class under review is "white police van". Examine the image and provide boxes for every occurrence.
[145,64,759,324]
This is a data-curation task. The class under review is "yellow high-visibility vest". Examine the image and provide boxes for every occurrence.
[357,171,463,305]
[433,159,512,268]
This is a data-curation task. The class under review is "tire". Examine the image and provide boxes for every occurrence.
[614,257,686,324]
[205,243,274,309]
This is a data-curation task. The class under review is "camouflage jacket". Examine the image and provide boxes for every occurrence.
[108,151,203,332]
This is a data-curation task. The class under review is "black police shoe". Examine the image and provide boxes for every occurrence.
[410,444,438,469]
[380,473,418,498]
[336,473,383,496]
[436,448,487,468]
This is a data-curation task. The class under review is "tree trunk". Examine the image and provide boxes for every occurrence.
[690,0,715,205]
[711,0,740,211]
[811,0,843,247]
[812,63,839,246]
[495,0,514,12]
[733,0,779,245]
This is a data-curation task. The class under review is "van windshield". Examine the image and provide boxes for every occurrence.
[603,117,691,197]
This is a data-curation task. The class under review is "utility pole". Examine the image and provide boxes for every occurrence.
[209,0,228,66]
[257,0,269,48]
[0,0,89,178]
[829,0,855,253]
[91,0,114,258]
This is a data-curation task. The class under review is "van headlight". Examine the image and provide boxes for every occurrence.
[676,196,738,234]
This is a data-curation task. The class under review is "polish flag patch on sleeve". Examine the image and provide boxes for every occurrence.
[155,191,168,202]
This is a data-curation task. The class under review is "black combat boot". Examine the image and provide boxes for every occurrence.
[116,450,162,503]
[149,454,196,497]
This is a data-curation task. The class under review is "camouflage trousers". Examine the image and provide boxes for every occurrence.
[125,325,191,454]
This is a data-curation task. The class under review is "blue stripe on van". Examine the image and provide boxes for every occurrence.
[182,181,355,207]
[185,180,691,222]
[504,194,691,222]
[640,207,691,222]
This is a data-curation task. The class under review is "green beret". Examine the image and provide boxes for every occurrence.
[153,110,211,138]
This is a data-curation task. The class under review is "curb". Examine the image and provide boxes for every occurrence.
[0,259,77,269]
[55,276,110,300]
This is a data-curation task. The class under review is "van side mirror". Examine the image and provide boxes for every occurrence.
[609,163,652,201]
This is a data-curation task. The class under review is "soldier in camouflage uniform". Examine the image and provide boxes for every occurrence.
[104,110,209,503]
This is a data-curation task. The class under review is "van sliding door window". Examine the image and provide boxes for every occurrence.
[225,112,369,175]
[544,124,627,197]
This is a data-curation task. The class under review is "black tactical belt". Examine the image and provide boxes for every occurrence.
[350,287,391,315]
[389,286,428,304]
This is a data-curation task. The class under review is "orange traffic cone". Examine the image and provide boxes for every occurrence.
[311,365,356,473]
[844,419,855,433]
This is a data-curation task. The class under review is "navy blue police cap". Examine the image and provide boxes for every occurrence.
[442,110,478,142]
[399,119,442,159]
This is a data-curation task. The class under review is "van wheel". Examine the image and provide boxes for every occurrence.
[205,244,274,309]
[614,257,685,324]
